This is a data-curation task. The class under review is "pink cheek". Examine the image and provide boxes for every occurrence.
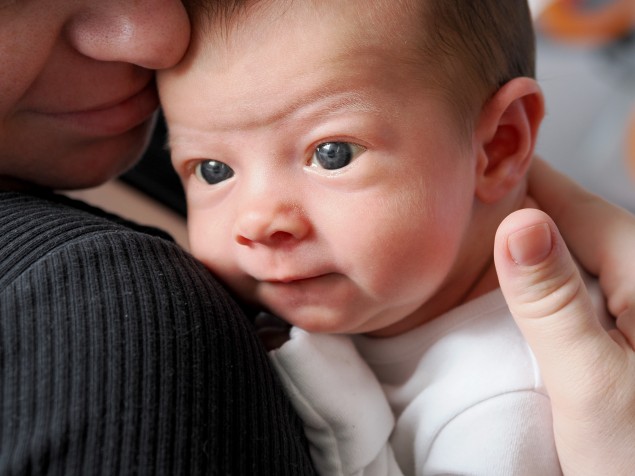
[188,222,224,262]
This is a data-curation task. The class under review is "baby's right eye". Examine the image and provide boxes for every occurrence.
[195,160,234,185]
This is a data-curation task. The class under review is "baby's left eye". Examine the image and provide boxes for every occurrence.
[310,142,365,170]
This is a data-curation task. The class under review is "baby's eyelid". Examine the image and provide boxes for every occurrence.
[313,140,366,151]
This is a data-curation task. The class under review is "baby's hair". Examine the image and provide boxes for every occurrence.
[182,0,258,32]
[419,0,535,126]
[182,0,535,127]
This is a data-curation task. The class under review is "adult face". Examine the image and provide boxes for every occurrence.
[162,0,487,337]
[0,0,190,190]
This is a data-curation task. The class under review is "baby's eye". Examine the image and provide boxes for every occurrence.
[195,160,234,185]
[310,142,365,170]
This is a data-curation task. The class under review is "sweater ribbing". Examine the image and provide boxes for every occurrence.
[0,191,315,476]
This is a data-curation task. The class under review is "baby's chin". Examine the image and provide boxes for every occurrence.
[258,301,367,335]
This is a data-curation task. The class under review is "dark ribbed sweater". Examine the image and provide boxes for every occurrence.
[0,191,314,476]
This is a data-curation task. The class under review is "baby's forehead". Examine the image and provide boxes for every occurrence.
[185,0,434,88]
[183,1,435,83]
[176,0,462,112]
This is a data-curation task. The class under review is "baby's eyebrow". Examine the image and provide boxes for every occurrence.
[162,88,385,153]
[223,88,383,131]
[282,90,381,122]
[315,92,380,113]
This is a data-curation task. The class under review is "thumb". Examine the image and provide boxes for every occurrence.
[494,208,615,401]
[495,207,635,476]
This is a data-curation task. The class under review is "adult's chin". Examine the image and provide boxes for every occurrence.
[35,117,156,191]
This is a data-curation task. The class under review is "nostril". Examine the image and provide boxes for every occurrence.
[236,234,254,246]
[234,206,310,246]
[235,230,295,247]
[270,231,295,245]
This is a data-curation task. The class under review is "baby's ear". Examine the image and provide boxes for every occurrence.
[474,77,544,204]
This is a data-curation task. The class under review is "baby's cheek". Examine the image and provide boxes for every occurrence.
[187,222,207,259]
[188,219,229,270]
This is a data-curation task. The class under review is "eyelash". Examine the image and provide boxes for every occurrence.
[308,141,366,171]
[182,135,369,184]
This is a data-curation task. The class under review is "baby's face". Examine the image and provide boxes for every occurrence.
[160,0,482,336]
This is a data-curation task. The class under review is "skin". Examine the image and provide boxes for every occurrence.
[159,0,543,337]
[1,0,631,473]
[495,200,635,475]
[0,0,190,191]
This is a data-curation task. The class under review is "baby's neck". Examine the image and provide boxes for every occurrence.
[461,183,539,304]
[460,258,500,303]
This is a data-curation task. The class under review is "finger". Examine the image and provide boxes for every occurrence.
[493,208,616,398]
[527,158,583,217]
[616,308,635,350]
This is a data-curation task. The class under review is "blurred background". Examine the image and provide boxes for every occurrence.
[68,0,635,249]
[532,0,635,209]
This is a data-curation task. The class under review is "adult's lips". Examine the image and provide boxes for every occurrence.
[33,78,159,137]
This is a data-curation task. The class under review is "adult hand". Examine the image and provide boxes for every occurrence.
[494,208,635,476]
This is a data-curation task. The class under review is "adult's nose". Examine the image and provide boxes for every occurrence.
[67,0,191,69]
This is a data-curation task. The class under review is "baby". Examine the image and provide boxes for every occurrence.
[159,0,609,474]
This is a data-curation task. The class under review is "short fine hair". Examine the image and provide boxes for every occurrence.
[183,0,535,127]
[419,0,535,126]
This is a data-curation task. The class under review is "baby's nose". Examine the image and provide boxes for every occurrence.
[234,204,311,247]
